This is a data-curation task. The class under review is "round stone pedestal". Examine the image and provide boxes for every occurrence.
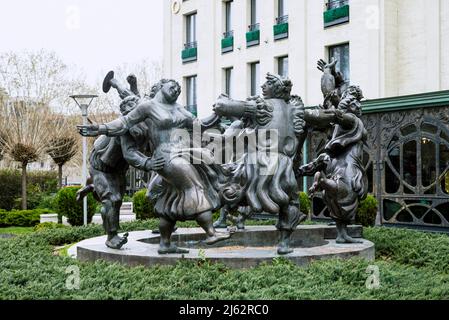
[70,225,374,269]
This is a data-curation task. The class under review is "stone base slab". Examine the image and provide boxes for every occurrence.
[70,225,374,269]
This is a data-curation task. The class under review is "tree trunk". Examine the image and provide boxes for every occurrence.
[21,162,27,210]
[58,164,63,189]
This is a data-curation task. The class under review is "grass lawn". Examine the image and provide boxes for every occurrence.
[0,220,448,300]
[0,226,34,235]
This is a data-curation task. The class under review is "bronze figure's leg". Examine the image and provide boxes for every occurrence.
[158,217,189,254]
[103,196,129,250]
[335,221,363,244]
[228,213,246,230]
[76,184,94,202]
[213,207,229,229]
[197,211,231,245]
[276,204,306,255]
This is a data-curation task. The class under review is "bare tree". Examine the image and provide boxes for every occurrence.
[0,101,61,209]
[46,115,79,188]
[0,50,87,209]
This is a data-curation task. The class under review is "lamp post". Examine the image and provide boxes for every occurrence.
[70,95,98,226]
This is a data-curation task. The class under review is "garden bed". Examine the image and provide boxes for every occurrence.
[0,220,448,299]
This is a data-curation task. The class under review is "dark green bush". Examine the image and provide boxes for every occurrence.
[0,169,58,210]
[33,222,68,232]
[123,194,133,203]
[132,189,156,220]
[54,186,96,226]
[364,227,449,274]
[13,184,47,210]
[356,195,378,227]
[0,223,448,300]
[299,192,311,215]
[36,193,57,211]
[0,209,51,227]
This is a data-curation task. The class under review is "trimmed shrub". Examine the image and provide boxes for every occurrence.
[36,194,57,211]
[33,222,68,232]
[0,209,51,227]
[0,223,448,300]
[364,227,449,274]
[123,194,133,203]
[132,189,156,220]
[356,195,378,227]
[299,192,311,215]
[0,169,58,210]
[54,186,96,226]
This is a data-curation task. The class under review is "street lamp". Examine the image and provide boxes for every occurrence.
[70,94,98,226]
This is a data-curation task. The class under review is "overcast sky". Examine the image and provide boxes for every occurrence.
[0,0,164,86]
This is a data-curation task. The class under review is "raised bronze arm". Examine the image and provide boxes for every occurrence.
[213,95,257,119]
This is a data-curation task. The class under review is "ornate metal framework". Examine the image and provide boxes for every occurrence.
[309,104,449,229]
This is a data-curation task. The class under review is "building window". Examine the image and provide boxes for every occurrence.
[186,13,197,44]
[328,43,349,84]
[278,56,289,77]
[274,0,289,40]
[225,0,233,34]
[222,1,234,54]
[186,75,197,117]
[224,67,233,98]
[324,0,350,28]
[250,0,259,26]
[247,0,260,47]
[183,13,198,63]
[250,62,261,96]
[278,0,288,17]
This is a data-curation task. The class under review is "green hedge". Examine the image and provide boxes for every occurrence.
[54,186,96,226]
[0,169,58,210]
[0,209,51,227]
[0,222,448,299]
[132,189,156,220]
[299,192,311,215]
[364,227,449,274]
[33,222,68,232]
[356,195,378,227]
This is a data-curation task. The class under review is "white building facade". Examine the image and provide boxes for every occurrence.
[164,0,449,230]
[164,0,449,116]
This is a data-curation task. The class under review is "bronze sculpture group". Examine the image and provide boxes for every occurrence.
[77,59,368,254]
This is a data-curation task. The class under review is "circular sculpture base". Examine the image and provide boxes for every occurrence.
[70,225,374,269]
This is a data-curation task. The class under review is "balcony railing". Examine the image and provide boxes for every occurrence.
[324,0,350,28]
[248,23,260,32]
[222,30,234,54]
[246,23,260,47]
[184,41,197,49]
[223,30,234,38]
[326,0,349,10]
[182,41,198,63]
[275,15,289,25]
[274,15,289,40]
